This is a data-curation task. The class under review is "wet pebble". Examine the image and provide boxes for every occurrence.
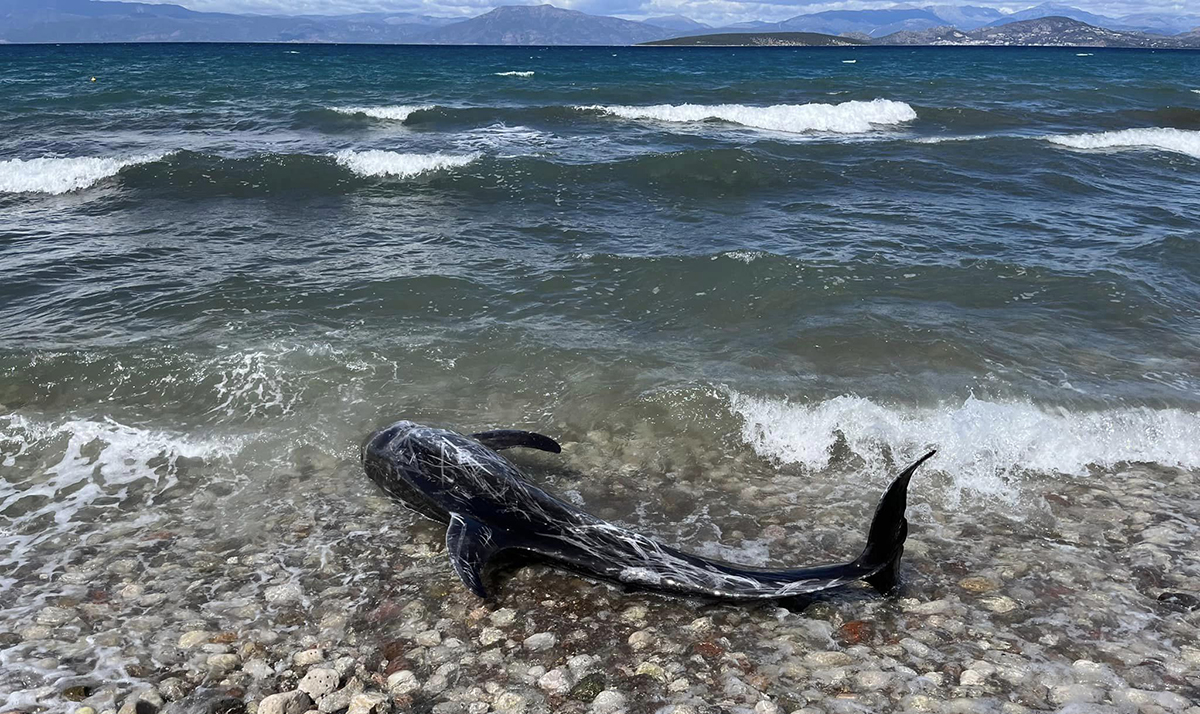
[297,669,338,700]
[522,632,556,651]
[292,649,324,667]
[258,692,312,714]
[385,670,419,695]
[590,690,626,714]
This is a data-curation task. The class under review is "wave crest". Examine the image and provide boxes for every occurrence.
[494,71,534,77]
[726,392,1200,502]
[578,99,917,134]
[1048,128,1200,159]
[329,104,432,122]
[0,154,165,195]
[332,149,480,178]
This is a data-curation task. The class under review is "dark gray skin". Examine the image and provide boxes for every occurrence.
[362,419,935,600]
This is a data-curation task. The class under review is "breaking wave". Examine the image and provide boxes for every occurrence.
[578,99,917,134]
[0,154,166,195]
[726,392,1200,502]
[329,104,432,122]
[1047,128,1200,159]
[331,149,480,178]
[494,70,535,77]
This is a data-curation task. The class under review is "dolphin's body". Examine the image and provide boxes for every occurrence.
[362,420,934,600]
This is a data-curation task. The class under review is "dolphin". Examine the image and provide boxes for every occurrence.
[362,420,935,600]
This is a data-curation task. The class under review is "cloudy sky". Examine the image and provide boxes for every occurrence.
[137,0,1198,27]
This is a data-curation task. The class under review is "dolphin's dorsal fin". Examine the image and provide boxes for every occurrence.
[471,429,562,454]
[445,513,506,598]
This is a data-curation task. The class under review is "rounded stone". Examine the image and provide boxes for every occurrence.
[627,630,654,650]
[523,632,556,651]
[265,583,303,604]
[537,668,572,693]
[855,670,891,691]
[207,654,240,673]
[386,670,419,695]
[958,577,999,593]
[293,649,324,667]
[346,693,389,714]
[981,596,1018,614]
[36,606,74,626]
[258,692,312,714]
[591,690,626,714]
[179,631,210,649]
[492,693,526,714]
[804,651,853,667]
[298,668,339,699]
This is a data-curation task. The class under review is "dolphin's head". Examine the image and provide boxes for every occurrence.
[362,419,458,522]
[361,420,514,524]
[362,419,419,464]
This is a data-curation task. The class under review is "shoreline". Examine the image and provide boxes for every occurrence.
[4,458,1198,714]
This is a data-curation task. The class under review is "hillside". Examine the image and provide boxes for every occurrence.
[420,5,667,46]
[643,32,866,47]
[876,16,1199,48]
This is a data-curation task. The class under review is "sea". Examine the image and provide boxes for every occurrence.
[1,44,1199,710]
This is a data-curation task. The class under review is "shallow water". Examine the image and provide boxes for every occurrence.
[1,45,1199,712]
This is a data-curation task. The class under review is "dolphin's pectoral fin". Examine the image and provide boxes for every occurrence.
[471,429,562,454]
[445,513,506,599]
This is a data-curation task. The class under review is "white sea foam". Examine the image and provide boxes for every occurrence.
[0,414,244,589]
[1047,128,1200,159]
[494,70,535,77]
[912,134,989,144]
[721,250,764,264]
[332,149,480,178]
[0,154,164,195]
[578,99,917,134]
[726,392,1200,503]
[330,104,432,121]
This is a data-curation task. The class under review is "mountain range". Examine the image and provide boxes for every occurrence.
[1,0,1198,45]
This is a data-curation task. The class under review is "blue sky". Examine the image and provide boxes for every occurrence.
[141,0,1198,27]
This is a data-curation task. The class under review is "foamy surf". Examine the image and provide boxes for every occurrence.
[726,392,1200,503]
[332,149,480,178]
[0,414,244,589]
[0,154,164,195]
[578,99,917,134]
[494,70,535,77]
[330,104,432,122]
[1047,127,1200,159]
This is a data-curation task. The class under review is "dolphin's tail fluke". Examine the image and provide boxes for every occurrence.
[852,450,936,593]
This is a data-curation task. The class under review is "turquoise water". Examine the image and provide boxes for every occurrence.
[2,42,1200,713]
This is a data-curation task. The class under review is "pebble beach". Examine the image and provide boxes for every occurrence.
[3,427,1198,714]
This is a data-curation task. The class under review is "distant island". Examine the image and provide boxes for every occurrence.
[1,1,1198,48]
[644,32,865,47]
[646,17,1200,49]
